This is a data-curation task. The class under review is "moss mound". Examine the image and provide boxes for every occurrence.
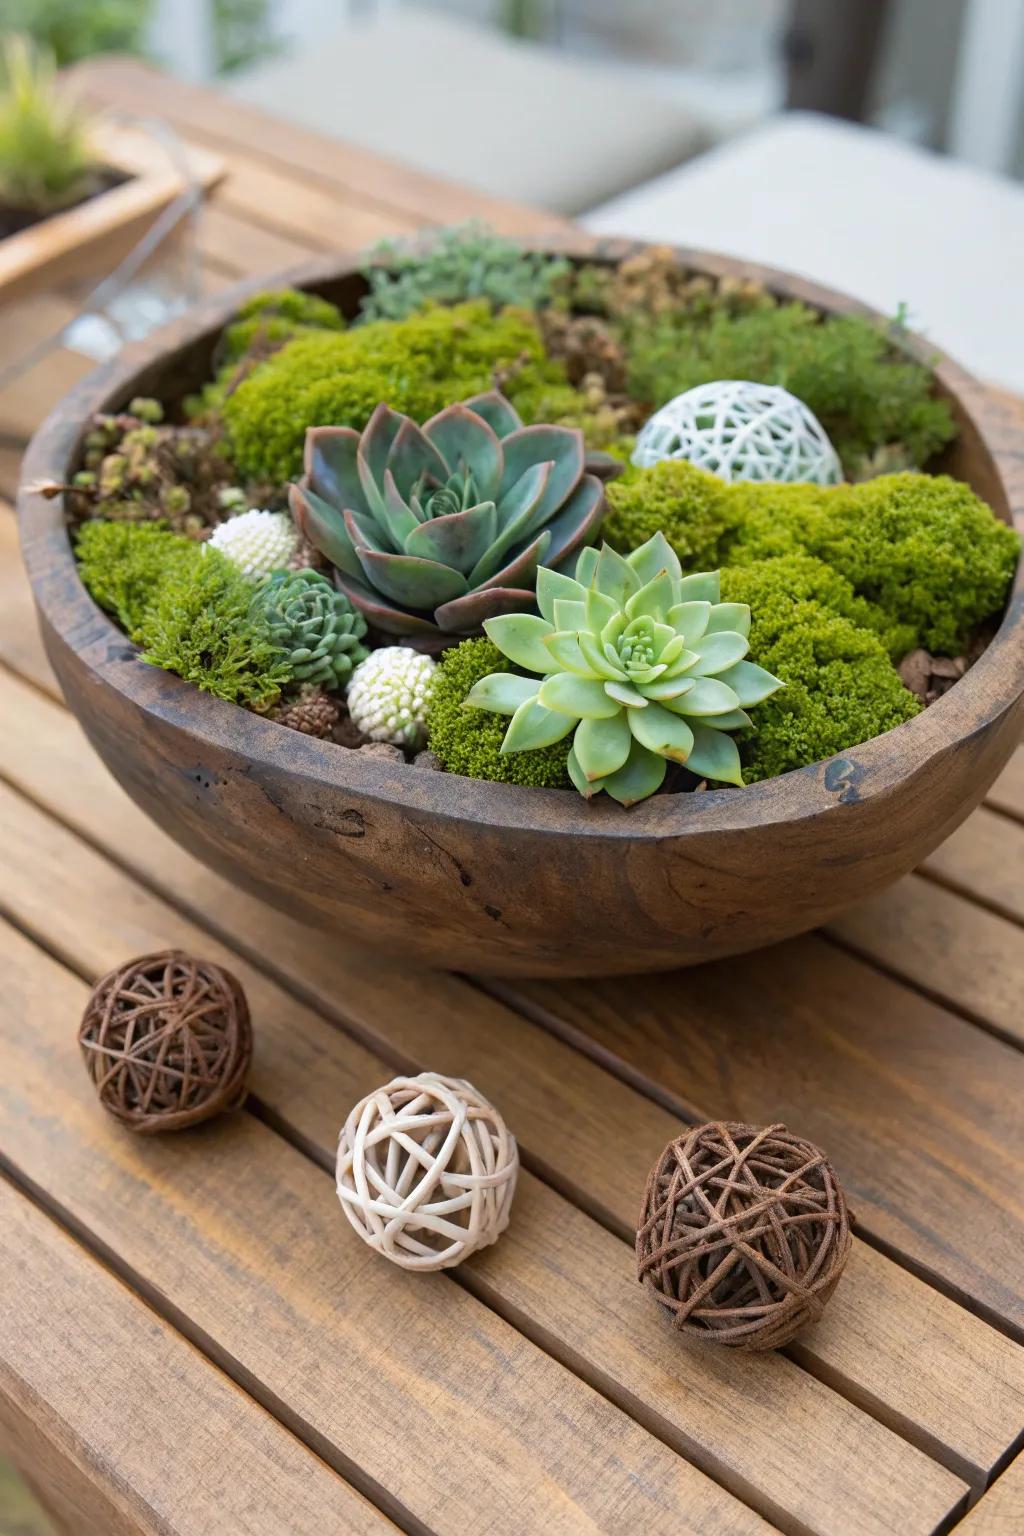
[212,301,573,484]
[721,560,922,781]
[428,639,571,789]
[77,520,289,710]
[605,460,1019,656]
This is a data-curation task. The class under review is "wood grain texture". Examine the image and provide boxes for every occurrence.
[0,703,1019,1505]
[922,805,1024,923]
[64,57,571,238]
[959,1450,1024,1533]
[988,748,1024,821]
[1,506,1022,1488]
[0,121,221,308]
[0,770,970,1533]
[504,936,1024,1340]
[0,916,772,1536]
[0,1180,388,1536]
[829,878,1024,1046]
[16,242,1024,977]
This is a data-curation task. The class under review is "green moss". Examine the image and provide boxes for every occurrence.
[139,551,290,710]
[214,301,574,484]
[219,287,344,366]
[76,520,206,639]
[736,472,1020,657]
[604,458,742,571]
[721,561,922,781]
[75,519,290,709]
[359,223,571,322]
[625,303,957,470]
[606,461,1019,655]
[428,638,571,789]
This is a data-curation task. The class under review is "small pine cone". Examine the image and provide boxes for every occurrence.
[271,686,340,739]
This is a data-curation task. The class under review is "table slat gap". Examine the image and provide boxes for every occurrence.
[0,775,981,1532]
[0,749,1019,1505]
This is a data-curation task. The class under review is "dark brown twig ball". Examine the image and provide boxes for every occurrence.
[79,950,253,1134]
[636,1121,851,1351]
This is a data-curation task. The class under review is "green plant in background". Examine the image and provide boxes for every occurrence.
[428,638,572,788]
[293,392,605,640]
[624,303,957,472]
[720,560,922,782]
[465,533,782,802]
[0,35,96,212]
[249,569,368,691]
[209,300,578,484]
[6,0,152,67]
[497,0,551,40]
[359,223,571,323]
[213,0,278,75]
[605,459,1019,656]
[76,520,290,708]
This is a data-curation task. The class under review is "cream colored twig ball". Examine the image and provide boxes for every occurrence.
[336,1073,519,1271]
[633,380,842,485]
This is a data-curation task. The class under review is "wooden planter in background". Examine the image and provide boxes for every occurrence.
[16,237,1024,977]
[0,120,222,308]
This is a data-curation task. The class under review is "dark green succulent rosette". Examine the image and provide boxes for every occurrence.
[249,568,369,692]
[289,392,606,642]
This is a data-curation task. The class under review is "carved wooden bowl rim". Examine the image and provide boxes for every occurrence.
[17,235,1024,842]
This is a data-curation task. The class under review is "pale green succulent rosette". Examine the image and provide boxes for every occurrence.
[464,531,783,805]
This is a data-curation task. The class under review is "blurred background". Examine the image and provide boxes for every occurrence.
[9,0,1024,180]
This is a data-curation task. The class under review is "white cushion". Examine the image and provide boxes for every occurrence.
[225,7,706,216]
[584,112,1024,393]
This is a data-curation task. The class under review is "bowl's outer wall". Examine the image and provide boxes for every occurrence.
[18,238,1024,977]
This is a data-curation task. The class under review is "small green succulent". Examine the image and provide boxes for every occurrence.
[291,392,604,641]
[250,568,369,691]
[464,532,782,804]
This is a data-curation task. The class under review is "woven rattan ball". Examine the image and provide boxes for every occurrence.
[632,379,842,484]
[336,1072,519,1271]
[636,1121,851,1351]
[79,950,253,1134]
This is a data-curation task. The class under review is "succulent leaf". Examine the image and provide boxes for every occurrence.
[472,530,782,803]
[483,613,557,674]
[296,394,605,638]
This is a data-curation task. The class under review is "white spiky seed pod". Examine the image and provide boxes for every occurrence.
[207,509,299,581]
[346,646,436,749]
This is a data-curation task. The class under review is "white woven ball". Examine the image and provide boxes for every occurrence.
[632,380,842,485]
[336,1072,519,1271]
[346,646,436,749]
[206,508,299,581]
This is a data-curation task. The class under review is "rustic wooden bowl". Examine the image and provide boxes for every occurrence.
[17,238,1024,978]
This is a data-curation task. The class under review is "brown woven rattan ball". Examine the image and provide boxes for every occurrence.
[79,950,253,1134]
[636,1121,851,1351]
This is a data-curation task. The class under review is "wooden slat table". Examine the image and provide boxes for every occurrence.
[2,56,1022,1536]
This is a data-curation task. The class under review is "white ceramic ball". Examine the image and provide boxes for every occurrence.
[336,1072,519,1271]
[632,380,843,485]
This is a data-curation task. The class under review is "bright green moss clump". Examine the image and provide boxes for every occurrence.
[605,459,1019,655]
[733,473,1021,657]
[428,639,571,789]
[721,560,922,782]
[76,520,205,638]
[214,301,571,484]
[604,458,743,571]
[76,520,289,710]
[219,287,345,366]
[625,304,957,472]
